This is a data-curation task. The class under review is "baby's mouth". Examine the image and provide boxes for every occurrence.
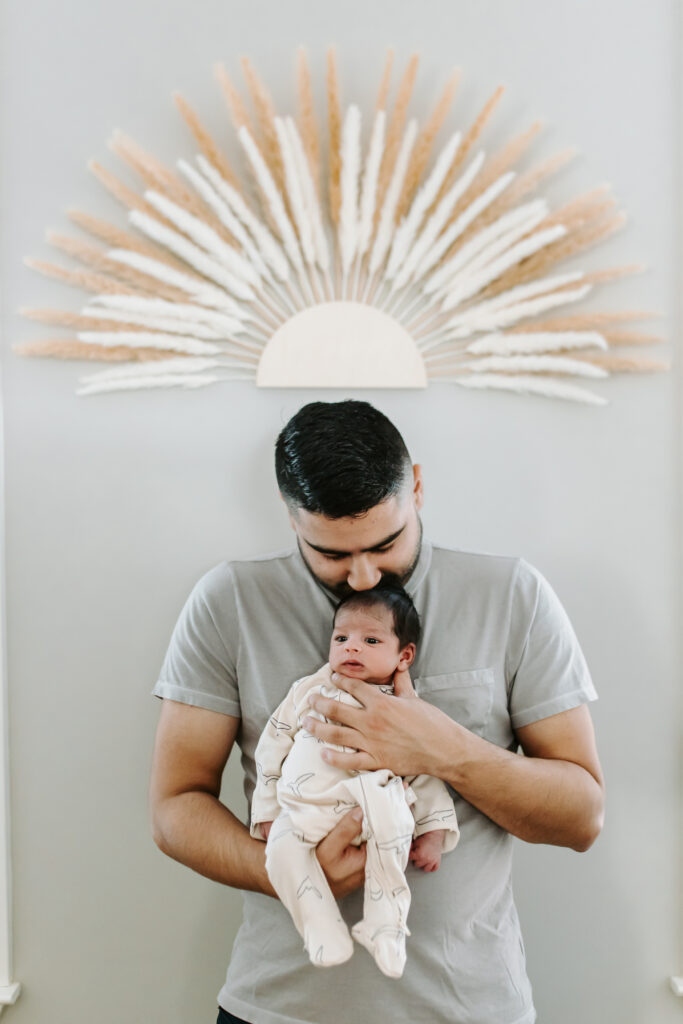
[343,659,363,668]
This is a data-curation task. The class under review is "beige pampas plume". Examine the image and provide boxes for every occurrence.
[296,48,321,199]
[67,210,182,268]
[14,339,178,361]
[396,70,461,222]
[19,49,664,402]
[375,53,420,219]
[214,64,254,134]
[375,48,395,111]
[326,47,342,226]
[173,92,239,188]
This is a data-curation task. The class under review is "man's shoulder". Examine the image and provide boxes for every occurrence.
[430,543,526,579]
[428,544,553,607]
[194,547,300,595]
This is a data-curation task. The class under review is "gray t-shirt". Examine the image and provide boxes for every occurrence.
[153,541,597,1024]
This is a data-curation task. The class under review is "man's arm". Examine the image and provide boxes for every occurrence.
[304,676,605,852]
[149,698,367,895]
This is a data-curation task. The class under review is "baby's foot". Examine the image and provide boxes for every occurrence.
[352,921,407,979]
[409,829,446,872]
[304,918,354,968]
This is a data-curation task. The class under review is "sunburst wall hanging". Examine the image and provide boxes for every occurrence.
[16,48,666,404]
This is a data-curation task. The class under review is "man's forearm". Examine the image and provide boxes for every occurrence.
[153,790,276,896]
[428,716,604,852]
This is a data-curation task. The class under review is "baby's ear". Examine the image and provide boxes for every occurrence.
[397,643,416,671]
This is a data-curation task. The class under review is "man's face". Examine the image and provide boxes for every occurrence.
[287,465,424,597]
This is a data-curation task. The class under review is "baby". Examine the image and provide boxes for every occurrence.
[250,579,459,978]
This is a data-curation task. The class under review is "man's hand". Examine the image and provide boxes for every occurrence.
[316,807,366,898]
[304,668,448,777]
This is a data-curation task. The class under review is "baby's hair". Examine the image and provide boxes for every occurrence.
[332,575,421,649]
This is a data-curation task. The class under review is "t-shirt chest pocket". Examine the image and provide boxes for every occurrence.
[414,669,495,736]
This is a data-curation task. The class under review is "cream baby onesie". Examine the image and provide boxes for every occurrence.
[250,663,460,978]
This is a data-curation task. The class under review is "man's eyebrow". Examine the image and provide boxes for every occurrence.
[303,525,406,557]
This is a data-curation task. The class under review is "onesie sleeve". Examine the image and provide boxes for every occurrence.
[250,678,302,836]
[506,560,598,730]
[405,774,460,853]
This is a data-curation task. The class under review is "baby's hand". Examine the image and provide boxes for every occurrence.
[409,829,446,872]
[259,821,274,841]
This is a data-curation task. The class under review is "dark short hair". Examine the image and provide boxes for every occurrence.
[333,575,421,649]
[275,400,412,518]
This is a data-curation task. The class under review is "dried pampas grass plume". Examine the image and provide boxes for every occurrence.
[18,47,665,403]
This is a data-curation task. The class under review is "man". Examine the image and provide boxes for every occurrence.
[150,400,604,1024]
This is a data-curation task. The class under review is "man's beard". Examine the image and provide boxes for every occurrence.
[299,517,423,599]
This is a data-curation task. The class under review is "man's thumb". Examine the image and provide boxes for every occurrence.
[333,807,364,846]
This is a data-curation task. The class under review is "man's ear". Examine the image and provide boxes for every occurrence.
[412,464,424,511]
[279,493,298,532]
[397,643,416,671]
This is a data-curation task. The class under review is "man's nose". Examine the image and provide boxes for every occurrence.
[347,556,381,591]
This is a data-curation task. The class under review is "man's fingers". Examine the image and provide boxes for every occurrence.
[318,807,364,856]
[306,695,364,729]
[329,672,370,704]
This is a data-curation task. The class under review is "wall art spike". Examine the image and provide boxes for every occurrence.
[16,46,667,403]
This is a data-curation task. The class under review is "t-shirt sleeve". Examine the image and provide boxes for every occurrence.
[506,559,597,729]
[152,564,241,717]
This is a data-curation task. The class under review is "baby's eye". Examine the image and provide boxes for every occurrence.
[365,637,380,645]
[334,634,347,643]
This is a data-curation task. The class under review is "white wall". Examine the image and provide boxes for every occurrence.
[1,0,680,1021]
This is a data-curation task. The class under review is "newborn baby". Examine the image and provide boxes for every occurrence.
[250,579,459,978]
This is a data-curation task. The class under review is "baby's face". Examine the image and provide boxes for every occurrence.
[329,604,405,685]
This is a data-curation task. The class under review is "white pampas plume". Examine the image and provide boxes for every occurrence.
[424,199,548,297]
[453,373,608,405]
[285,117,330,272]
[177,159,270,280]
[391,151,486,290]
[461,354,609,378]
[76,374,224,396]
[79,357,223,383]
[465,331,608,356]
[128,209,256,300]
[357,110,386,256]
[441,224,568,311]
[238,125,304,273]
[445,285,593,339]
[87,295,246,334]
[338,104,362,280]
[385,130,461,282]
[369,119,419,274]
[445,271,587,328]
[143,190,260,288]
[81,305,230,339]
[415,169,516,280]
[76,331,223,356]
[275,116,316,266]
[196,156,290,282]
[105,249,249,317]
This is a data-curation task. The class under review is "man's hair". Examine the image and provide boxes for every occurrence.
[333,575,421,649]
[275,400,412,518]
